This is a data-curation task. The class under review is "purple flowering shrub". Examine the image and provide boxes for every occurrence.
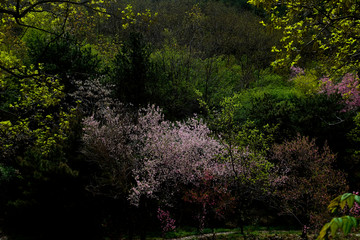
[349,191,360,217]
[320,73,360,112]
[290,66,305,79]
[318,192,360,239]
[157,208,176,233]
[270,135,348,231]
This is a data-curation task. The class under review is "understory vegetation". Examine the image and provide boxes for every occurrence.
[1,0,360,239]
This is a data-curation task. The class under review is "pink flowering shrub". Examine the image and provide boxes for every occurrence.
[290,66,305,79]
[128,105,228,205]
[70,76,117,116]
[82,104,230,205]
[319,73,360,112]
[82,103,277,232]
[157,208,176,233]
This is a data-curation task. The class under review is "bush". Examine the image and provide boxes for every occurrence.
[23,30,101,92]
[270,135,348,231]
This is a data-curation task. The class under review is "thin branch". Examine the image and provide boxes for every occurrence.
[0,64,39,79]
[0,9,17,16]
[319,115,345,126]
[0,109,19,120]
[15,17,56,35]
[18,0,90,19]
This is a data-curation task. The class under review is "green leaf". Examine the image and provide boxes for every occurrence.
[350,216,358,228]
[342,216,354,235]
[354,195,360,204]
[341,192,353,202]
[317,222,331,240]
[347,194,355,209]
[328,195,342,213]
[330,219,339,237]
[333,217,343,228]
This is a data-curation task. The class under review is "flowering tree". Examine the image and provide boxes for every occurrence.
[320,73,360,112]
[270,135,348,233]
[82,105,136,198]
[82,104,229,202]
[82,101,280,234]
[128,105,227,205]
[182,171,235,231]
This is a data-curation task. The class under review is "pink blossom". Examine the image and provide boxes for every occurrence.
[290,66,305,79]
[157,208,176,233]
[319,73,360,112]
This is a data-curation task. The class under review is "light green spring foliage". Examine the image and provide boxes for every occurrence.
[0,0,159,183]
[0,0,110,178]
[291,70,320,95]
[0,73,78,178]
[120,4,158,30]
[317,193,360,239]
[150,44,246,111]
[234,72,299,111]
[236,120,277,154]
[0,0,110,74]
[209,97,274,190]
[248,0,360,76]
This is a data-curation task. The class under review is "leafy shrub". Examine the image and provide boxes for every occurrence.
[270,135,348,231]
[318,192,360,239]
[23,30,101,92]
[291,69,320,95]
[149,44,200,119]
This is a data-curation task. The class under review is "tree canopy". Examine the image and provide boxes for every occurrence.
[0,0,108,78]
[248,0,360,75]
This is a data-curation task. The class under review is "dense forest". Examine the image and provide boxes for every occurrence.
[1,0,360,239]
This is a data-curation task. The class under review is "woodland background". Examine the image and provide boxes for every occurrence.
[1,0,360,239]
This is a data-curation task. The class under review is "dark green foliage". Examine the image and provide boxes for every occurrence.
[1,29,103,237]
[110,32,152,106]
[231,78,354,148]
[24,30,101,92]
[99,0,279,67]
[148,47,253,119]
[345,113,360,189]
[148,46,201,119]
